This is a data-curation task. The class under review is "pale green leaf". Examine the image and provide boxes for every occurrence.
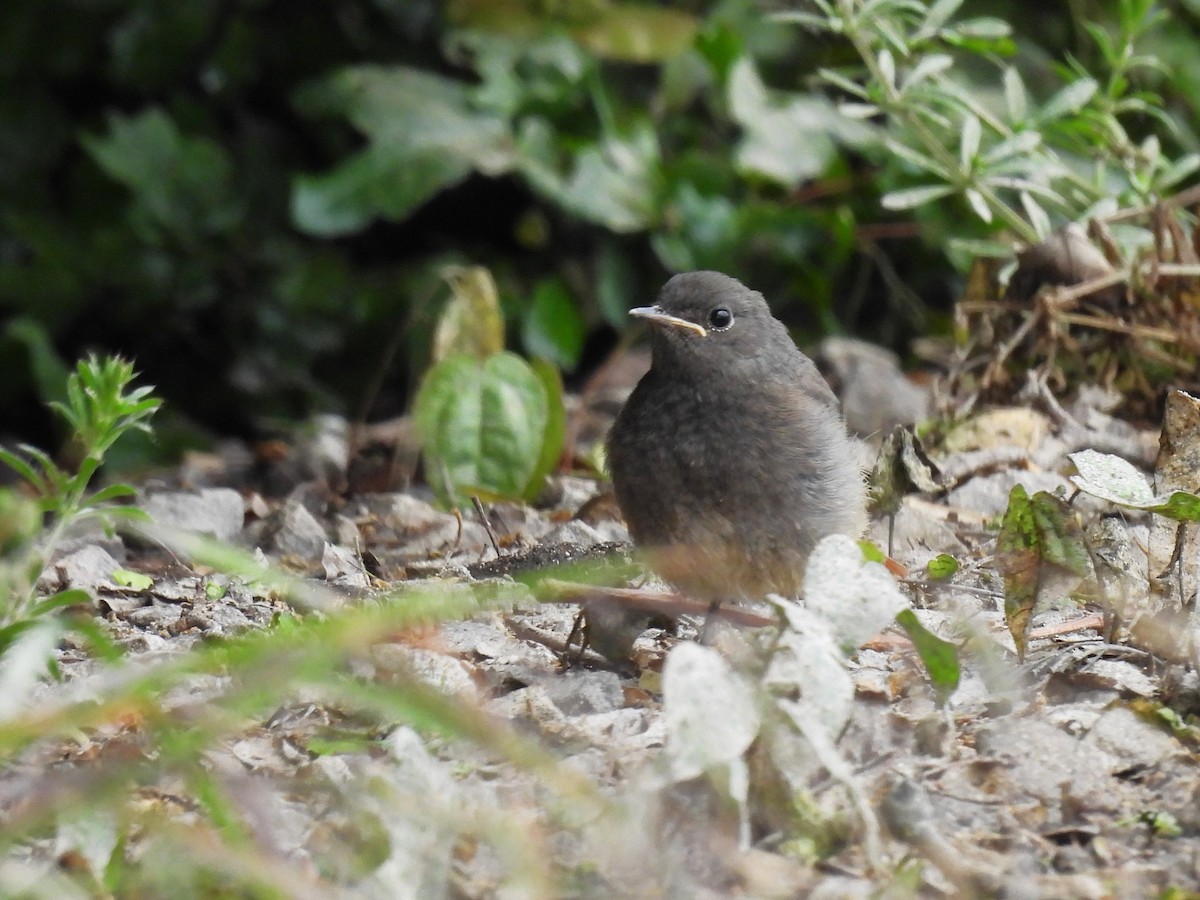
[818,68,870,100]
[1019,191,1052,239]
[915,0,965,40]
[883,139,952,178]
[112,569,153,591]
[964,188,993,222]
[881,184,955,210]
[432,267,505,363]
[901,54,953,92]
[1039,78,1099,122]
[838,103,881,119]
[1004,67,1028,122]
[878,49,896,89]
[952,17,1012,39]
[960,114,981,168]
[1160,154,1200,191]
[982,130,1041,164]
[292,66,511,236]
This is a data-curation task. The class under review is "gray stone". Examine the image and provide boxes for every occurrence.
[42,545,122,594]
[540,670,624,716]
[272,500,328,559]
[143,488,245,541]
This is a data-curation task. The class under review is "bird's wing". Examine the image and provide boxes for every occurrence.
[783,352,843,412]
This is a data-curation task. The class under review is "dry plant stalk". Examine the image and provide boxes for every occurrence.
[949,188,1200,418]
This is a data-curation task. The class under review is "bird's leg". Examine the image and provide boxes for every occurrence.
[562,608,588,668]
[697,600,722,645]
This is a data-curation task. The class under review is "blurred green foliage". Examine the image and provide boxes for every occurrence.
[2,0,1198,457]
[414,266,565,506]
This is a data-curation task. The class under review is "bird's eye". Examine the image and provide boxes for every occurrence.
[708,307,733,330]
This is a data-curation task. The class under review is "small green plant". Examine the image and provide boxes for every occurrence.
[0,354,161,630]
[784,0,1195,254]
[413,267,566,508]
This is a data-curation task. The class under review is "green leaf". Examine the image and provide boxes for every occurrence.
[522,279,585,372]
[81,108,237,239]
[951,17,1012,39]
[528,358,567,497]
[995,486,1089,660]
[964,188,993,222]
[1070,450,1200,523]
[1149,493,1200,523]
[960,114,979,168]
[926,554,958,580]
[570,5,699,63]
[292,66,511,236]
[915,0,965,40]
[858,540,887,564]
[729,59,873,188]
[0,447,48,496]
[883,139,952,178]
[947,237,1017,258]
[29,589,93,618]
[1029,492,1090,575]
[901,54,953,92]
[1159,154,1200,191]
[877,49,896,88]
[64,614,123,663]
[882,184,955,210]
[838,103,881,119]
[1020,192,1052,239]
[982,130,1041,164]
[3,318,70,409]
[111,569,152,591]
[413,352,552,506]
[596,240,637,329]
[895,609,960,704]
[818,68,871,100]
[293,146,471,238]
[432,267,505,363]
[769,11,831,30]
[83,483,137,507]
[96,507,152,524]
[516,119,658,232]
[996,484,1038,660]
[1003,67,1028,122]
[1039,78,1099,122]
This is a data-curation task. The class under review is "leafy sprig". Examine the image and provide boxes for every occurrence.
[0,355,160,628]
[781,0,1194,251]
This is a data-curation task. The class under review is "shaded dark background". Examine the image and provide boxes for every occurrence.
[2,0,1197,462]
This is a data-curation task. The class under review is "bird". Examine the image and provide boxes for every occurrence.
[606,271,867,608]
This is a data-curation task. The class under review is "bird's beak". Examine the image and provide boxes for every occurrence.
[628,306,707,337]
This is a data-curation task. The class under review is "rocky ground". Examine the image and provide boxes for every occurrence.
[7,338,1200,899]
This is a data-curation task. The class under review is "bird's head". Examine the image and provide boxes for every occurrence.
[630,271,784,373]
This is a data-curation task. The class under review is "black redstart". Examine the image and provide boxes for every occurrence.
[607,271,867,605]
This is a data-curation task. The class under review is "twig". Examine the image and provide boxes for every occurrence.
[541,580,776,627]
[471,495,502,559]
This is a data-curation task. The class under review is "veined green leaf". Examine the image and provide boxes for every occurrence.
[413,352,552,507]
